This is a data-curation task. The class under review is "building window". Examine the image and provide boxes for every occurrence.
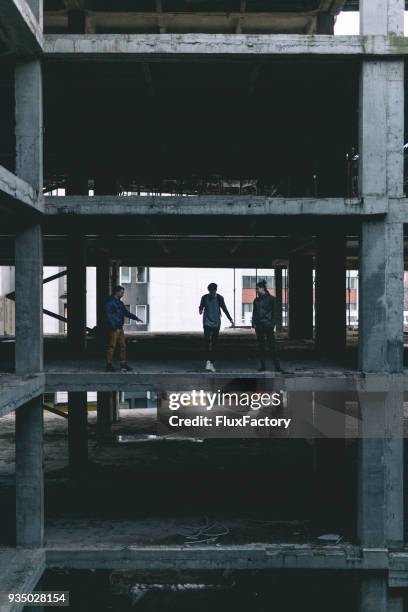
[242,302,253,324]
[136,266,147,283]
[120,267,131,284]
[242,275,274,289]
[136,305,147,324]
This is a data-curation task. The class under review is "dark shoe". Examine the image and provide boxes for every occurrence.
[106,364,116,372]
[257,363,266,372]
[121,364,133,372]
[274,362,282,372]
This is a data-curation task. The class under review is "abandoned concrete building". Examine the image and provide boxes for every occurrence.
[2,0,408,610]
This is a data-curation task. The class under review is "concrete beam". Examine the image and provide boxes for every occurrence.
[45,196,379,217]
[43,34,408,60]
[0,374,45,418]
[0,164,43,216]
[43,371,408,394]
[44,543,408,572]
[0,0,43,55]
[0,548,45,612]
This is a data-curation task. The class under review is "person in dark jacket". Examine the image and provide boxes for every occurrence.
[199,282,234,372]
[105,285,143,372]
[252,280,281,372]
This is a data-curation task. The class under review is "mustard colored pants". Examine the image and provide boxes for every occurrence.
[106,329,126,366]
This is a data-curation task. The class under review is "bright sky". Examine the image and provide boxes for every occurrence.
[334,11,408,35]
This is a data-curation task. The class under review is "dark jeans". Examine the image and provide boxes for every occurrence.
[255,325,280,367]
[204,325,220,362]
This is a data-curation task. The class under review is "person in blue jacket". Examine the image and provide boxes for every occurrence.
[105,285,143,372]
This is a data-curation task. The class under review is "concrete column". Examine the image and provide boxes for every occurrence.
[15,60,42,192]
[67,235,87,355]
[68,392,88,474]
[313,392,346,531]
[288,255,313,340]
[15,225,43,373]
[316,13,334,34]
[315,237,346,356]
[358,391,404,548]
[15,397,44,547]
[359,60,404,199]
[96,258,110,340]
[97,392,113,435]
[360,0,404,36]
[359,1,404,374]
[110,260,120,294]
[111,391,120,423]
[274,268,283,333]
[359,221,403,372]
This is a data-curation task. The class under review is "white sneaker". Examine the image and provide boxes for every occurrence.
[205,360,212,371]
[207,361,216,372]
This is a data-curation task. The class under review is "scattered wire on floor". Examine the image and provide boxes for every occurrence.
[177,517,230,545]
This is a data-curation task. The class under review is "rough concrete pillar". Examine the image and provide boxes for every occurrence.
[15,397,44,547]
[359,221,403,372]
[274,268,283,333]
[360,0,404,36]
[313,392,346,531]
[358,390,404,548]
[15,225,43,373]
[96,258,110,341]
[110,392,120,423]
[67,235,87,355]
[68,392,88,474]
[288,255,313,340]
[358,3,404,374]
[97,392,113,435]
[315,237,346,356]
[359,61,404,199]
[110,260,120,294]
[15,60,42,192]
[316,13,334,34]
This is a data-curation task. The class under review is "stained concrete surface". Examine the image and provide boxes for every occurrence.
[0,409,357,548]
[0,330,360,375]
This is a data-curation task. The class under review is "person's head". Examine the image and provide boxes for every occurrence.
[207,282,218,297]
[256,280,267,296]
[113,285,125,299]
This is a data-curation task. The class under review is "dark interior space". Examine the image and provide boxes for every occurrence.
[43,59,359,197]
[39,569,361,611]
[0,405,358,548]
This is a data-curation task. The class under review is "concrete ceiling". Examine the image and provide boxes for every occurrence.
[43,1,349,34]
